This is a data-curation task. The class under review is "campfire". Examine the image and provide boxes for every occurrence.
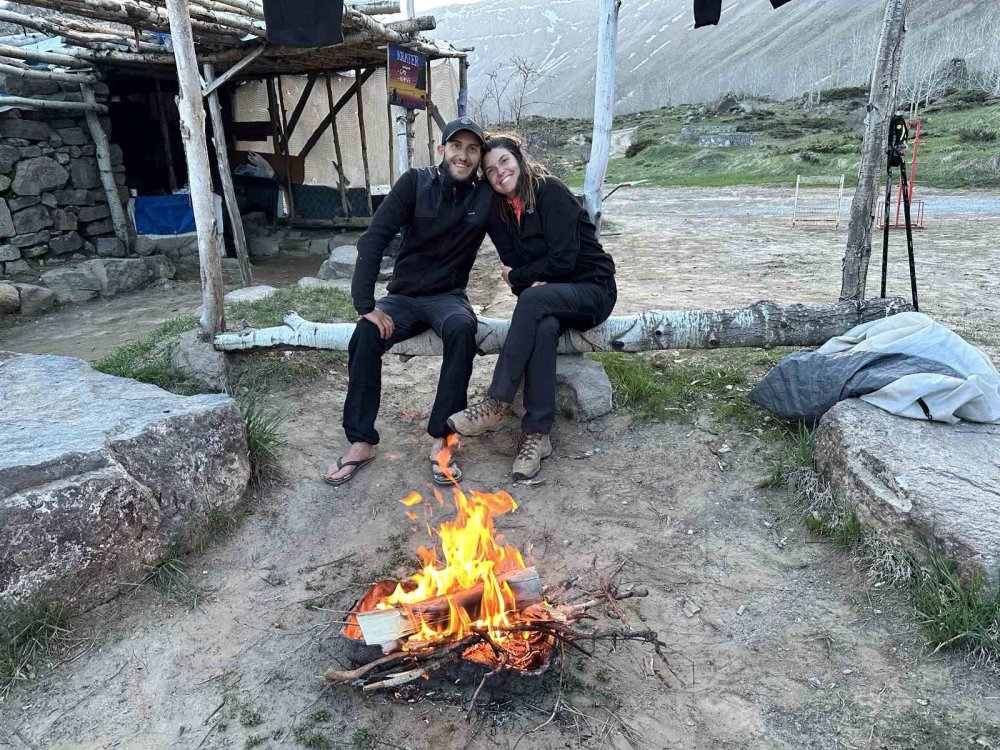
[326,436,665,694]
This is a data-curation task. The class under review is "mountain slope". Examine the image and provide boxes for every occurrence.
[426,0,992,117]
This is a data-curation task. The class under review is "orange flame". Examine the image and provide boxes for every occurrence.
[376,434,528,648]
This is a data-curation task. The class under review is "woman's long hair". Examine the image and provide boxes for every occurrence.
[483,132,549,223]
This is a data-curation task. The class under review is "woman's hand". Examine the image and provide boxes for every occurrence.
[501,265,512,288]
[530,281,547,287]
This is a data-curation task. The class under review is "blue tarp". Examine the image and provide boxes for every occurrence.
[133,194,196,235]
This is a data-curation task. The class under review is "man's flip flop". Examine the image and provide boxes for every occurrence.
[324,456,376,486]
[430,458,462,486]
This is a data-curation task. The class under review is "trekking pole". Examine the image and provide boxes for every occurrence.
[898,157,919,311]
[880,159,894,299]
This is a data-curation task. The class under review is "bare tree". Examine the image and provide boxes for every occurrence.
[505,54,549,128]
[968,16,1000,96]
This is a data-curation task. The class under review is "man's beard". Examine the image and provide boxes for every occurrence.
[443,159,476,183]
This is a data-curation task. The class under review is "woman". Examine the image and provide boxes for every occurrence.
[447,133,617,480]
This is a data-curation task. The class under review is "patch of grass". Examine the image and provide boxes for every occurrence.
[352,728,374,750]
[238,391,287,487]
[0,598,73,699]
[911,539,1000,667]
[311,710,330,723]
[92,316,200,393]
[228,286,355,329]
[240,706,263,727]
[355,532,415,583]
[245,735,265,749]
[142,554,204,610]
[294,727,334,749]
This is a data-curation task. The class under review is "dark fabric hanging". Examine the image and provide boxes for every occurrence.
[694,0,794,28]
[263,0,344,47]
[693,0,722,27]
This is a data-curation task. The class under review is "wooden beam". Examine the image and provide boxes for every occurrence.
[204,63,253,288]
[297,67,376,160]
[383,15,435,33]
[425,61,435,164]
[350,1,401,14]
[841,0,910,301]
[201,43,265,98]
[80,84,131,253]
[0,61,98,84]
[386,67,396,185]
[583,0,621,234]
[324,72,351,219]
[282,72,319,149]
[275,75,296,219]
[457,57,468,117]
[154,79,179,191]
[354,68,373,216]
[0,95,106,113]
[0,41,89,68]
[166,0,226,338]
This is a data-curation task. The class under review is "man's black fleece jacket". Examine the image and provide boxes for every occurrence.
[351,165,491,315]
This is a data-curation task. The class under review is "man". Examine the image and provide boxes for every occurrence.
[325,118,491,487]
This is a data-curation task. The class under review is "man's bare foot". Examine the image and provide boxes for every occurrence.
[429,436,462,485]
[428,436,448,463]
[326,442,377,482]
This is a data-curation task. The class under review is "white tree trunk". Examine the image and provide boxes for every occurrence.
[214,299,912,354]
[583,0,620,230]
[166,0,226,338]
[80,85,131,252]
[840,0,909,302]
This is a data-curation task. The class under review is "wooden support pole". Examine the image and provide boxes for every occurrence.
[354,68,374,216]
[297,67,376,160]
[283,72,319,148]
[0,42,89,68]
[457,57,468,117]
[840,0,910,302]
[165,0,225,338]
[385,67,396,185]
[80,85,131,254]
[154,79,179,191]
[275,76,296,220]
[324,72,351,219]
[583,0,621,234]
[350,0,401,14]
[204,63,253,288]
[200,44,265,98]
[425,60,435,165]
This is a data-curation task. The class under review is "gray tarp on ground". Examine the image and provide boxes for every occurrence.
[750,312,1000,424]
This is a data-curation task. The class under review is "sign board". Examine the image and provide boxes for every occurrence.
[387,44,427,110]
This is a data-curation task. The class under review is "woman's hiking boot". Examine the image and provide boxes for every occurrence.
[447,397,511,436]
[512,431,552,480]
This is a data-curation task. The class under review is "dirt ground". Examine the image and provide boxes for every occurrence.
[2,186,999,750]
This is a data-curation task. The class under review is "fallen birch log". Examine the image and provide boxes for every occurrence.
[214,298,912,355]
[354,567,542,645]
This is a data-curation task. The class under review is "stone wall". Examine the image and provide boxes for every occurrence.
[0,78,128,282]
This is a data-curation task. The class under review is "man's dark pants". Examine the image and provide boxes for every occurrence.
[343,291,478,445]
[488,280,616,435]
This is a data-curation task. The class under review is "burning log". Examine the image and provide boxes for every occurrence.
[353,567,543,646]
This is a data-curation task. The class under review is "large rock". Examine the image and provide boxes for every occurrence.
[12,283,56,315]
[56,127,87,146]
[0,283,19,314]
[0,351,249,609]
[11,230,51,249]
[0,245,19,262]
[40,261,104,303]
[144,254,176,280]
[816,399,1000,587]
[134,233,198,259]
[0,144,18,173]
[52,208,78,231]
[49,231,84,256]
[82,218,115,237]
[555,355,613,422]
[0,199,14,239]
[13,205,54,234]
[96,236,126,257]
[11,156,69,196]
[248,236,281,257]
[77,204,110,223]
[101,257,154,296]
[70,157,101,189]
[318,244,359,280]
[0,119,52,141]
[224,284,279,304]
[171,329,232,392]
[54,188,90,206]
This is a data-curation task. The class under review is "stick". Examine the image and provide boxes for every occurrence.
[81,84,131,252]
[466,652,508,719]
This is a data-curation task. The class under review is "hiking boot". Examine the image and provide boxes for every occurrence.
[512,432,552,481]
[447,397,511,436]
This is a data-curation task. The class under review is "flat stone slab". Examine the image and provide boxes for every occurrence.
[556,355,613,422]
[224,284,278,304]
[0,352,250,610]
[816,399,1000,586]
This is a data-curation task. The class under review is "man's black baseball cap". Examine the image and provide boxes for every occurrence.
[441,117,486,147]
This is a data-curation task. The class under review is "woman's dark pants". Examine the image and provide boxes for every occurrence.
[488,281,616,435]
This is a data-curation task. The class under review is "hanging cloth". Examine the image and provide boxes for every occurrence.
[694,0,794,28]
[263,0,344,47]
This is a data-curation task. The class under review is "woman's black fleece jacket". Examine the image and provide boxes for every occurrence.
[351,164,492,315]
[486,176,616,296]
